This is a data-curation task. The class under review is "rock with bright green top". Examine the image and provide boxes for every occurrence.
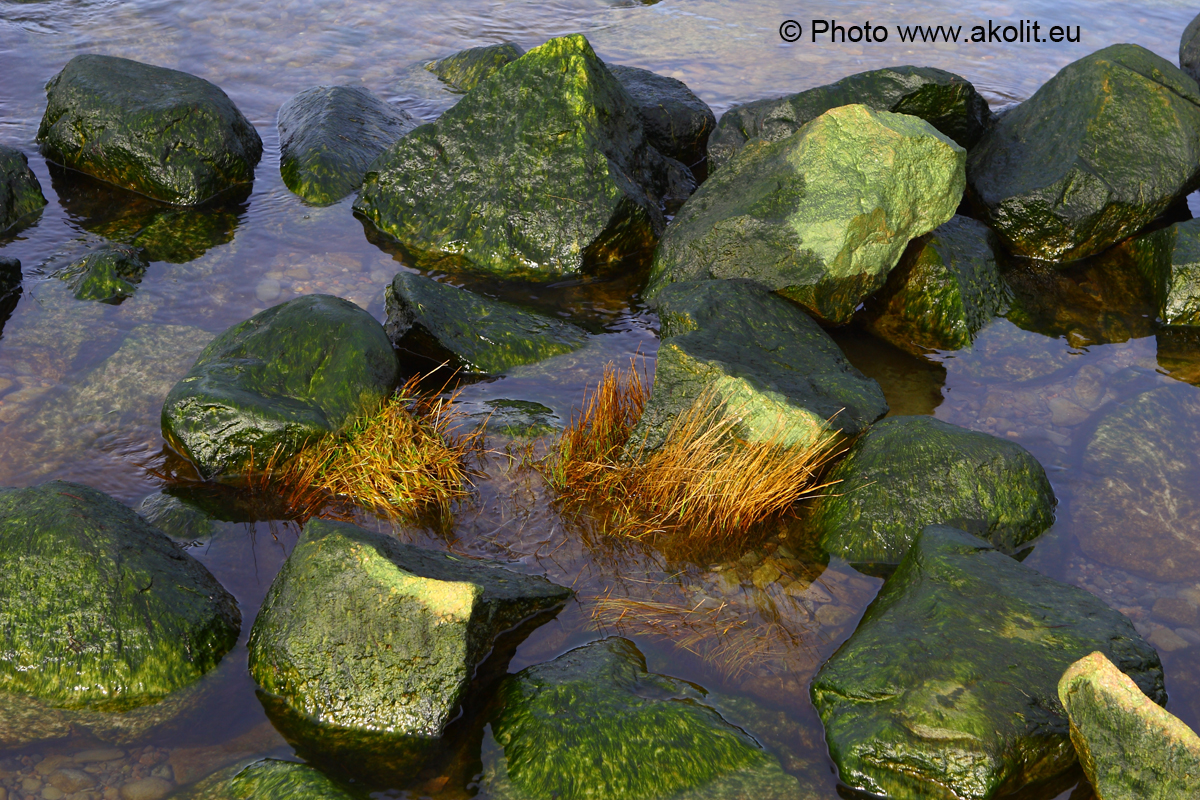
[484,637,804,800]
[427,42,524,92]
[707,66,991,172]
[169,758,355,800]
[161,294,398,478]
[249,519,571,745]
[278,85,419,206]
[967,44,1200,262]
[607,64,715,169]
[0,144,46,233]
[628,279,887,455]
[812,526,1165,800]
[1059,651,1200,800]
[810,415,1055,565]
[384,271,589,374]
[0,480,240,746]
[646,104,965,324]
[1127,218,1200,327]
[37,54,263,206]
[355,34,674,280]
[55,243,148,303]
[860,216,1012,354]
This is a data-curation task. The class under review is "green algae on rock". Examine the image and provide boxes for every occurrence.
[967,44,1200,263]
[54,243,148,303]
[859,216,1011,355]
[0,481,240,744]
[810,415,1055,565]
[646,104,965,324]
[707,66,991,172]
[606,63,715,169]
[427,42,524,93]
[1127,218,1200,327]
[169,758,355,800]
[385,271,589,374]
[161,294,398,479]
[37,54,263,206]
[354,34,673,280]
[278,85,419,206]
[629,279,887,454]
[0,144,47,233]
[812,526,1165,800]
[485,637,803,800]
[1059,651,1200,800]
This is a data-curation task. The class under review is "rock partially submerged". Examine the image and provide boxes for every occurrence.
[1182,12,1200,86]
[169,758,355,800]
[647,104,965,324]
[427,42,524,93]
[812,526,1164,800]
[1128,218,1200,326]
[0,144,47,233]
[607,63,715,169]
[54,243,148,303]
[38,54,263,206]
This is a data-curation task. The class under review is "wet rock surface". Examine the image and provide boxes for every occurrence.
[54,244,149,304]
[426,42,524,93]
[168,758,354,799]
[1129,218,1200,326]
[606,63,715,169]
[0,145,46,233]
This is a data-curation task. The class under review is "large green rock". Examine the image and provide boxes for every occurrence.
[812,526,1166,800]
[629,279,887,454]
[811,416,1055,565]
[1182,13,1200,85]
[1128,218,1200,327]
[0,144,47,232]
[646,104,965,324]
[967,44,1200,262]
[169,759,354,800]
[859,216,1011,354]
[384,271,589,374]
[427,42,524,93]
[484,637,803,800]
[1059,651,1200,800]
[1074,383,1200,582]
[37,55,263,206]
[707,66,991,172]
[248,519,571,743]
[54,243,148,303]
[161,294,398,479]
[0,481,240,745]
[278,85,418,206]
[607,64,715,169]
[354,34,674,280]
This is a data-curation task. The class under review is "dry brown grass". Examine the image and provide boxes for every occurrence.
[543,359,845,545]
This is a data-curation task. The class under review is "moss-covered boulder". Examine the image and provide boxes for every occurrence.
[812,526,1165,800]
[1059,651,1200,800]
[169,759,354,800]
[646,104,965,324]
[607,64,715,169]
[278,85,418,206]
[629,280,887,454]
[37,55,263,206]
[385,271,589,374]
[0,481,240,746]
[484,637,803,800]
[967,44,1200,262]
[1127,218,1200,326]
[249,519,570,747]
[427,42,524,93]
[54,243,148,303]
[161,294,398,479]
[354,34,674,280]
[0,144,46,233]
[810,416,1055,565]
[1074,383,1200,582]
[707,66,991,172]
[1182,13,1200,86]
[859,216,1012,354]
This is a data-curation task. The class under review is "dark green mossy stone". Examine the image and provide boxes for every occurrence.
[707,66,991,172]
[278,85,418,206]
[0,481,239,728]
[1128,218,1200,326]
[37,54,263,206]
[967,44,1200,262]
[137,491,217,545]
[55,243,148,303]
[1182,12,1200,85]
[811,526,1165,800]
[248,519,571,740]
[169,758,355,800]
[860,216,1011,354]
[646,104,965,324]
[384,271,588,374]
[0,145,47,233]
[629,279,887,454]
[426,42,524,93]
[486,637,802,800]
[161,294,398,479]
[811,416,1055,565]
[607,64,715,169]
[354,34,672,280]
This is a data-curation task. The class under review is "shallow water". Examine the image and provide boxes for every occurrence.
[3,0,1200,797]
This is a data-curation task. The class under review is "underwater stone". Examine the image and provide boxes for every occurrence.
[646,104,965,324]
[55,243,148,303]
[0,145,47,233]
[137,492,216,545]
[426,42,524,93]
[168,758,355,800]
[0,256,19,298]
[812,525,1165,800]
[606,63,716,169]
[37,54,263,206]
